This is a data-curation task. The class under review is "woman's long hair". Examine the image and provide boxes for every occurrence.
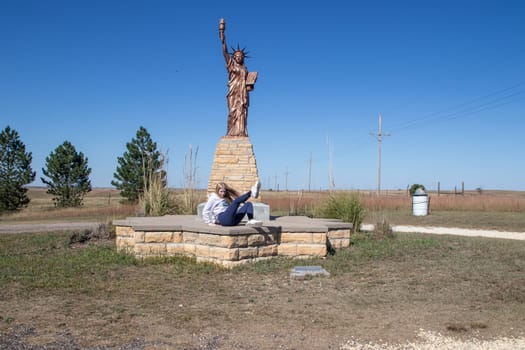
[215,182,239,203]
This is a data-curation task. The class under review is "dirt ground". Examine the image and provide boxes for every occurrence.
[2,258,525,349]
[1,224,525,349]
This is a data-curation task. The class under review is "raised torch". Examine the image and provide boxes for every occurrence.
[219,18,225,41]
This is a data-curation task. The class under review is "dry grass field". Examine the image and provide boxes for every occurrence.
[2,187,524,232]
[263,189,525,231]
[0,187,139,224]
[1,187,524,349]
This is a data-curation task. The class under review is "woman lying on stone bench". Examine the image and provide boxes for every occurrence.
[202,181,262,226]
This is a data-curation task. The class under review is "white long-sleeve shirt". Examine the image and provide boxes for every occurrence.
[202,193,229,224]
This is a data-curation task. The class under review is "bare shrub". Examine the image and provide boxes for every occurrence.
[372,218,395,240]
[69,223,114,246]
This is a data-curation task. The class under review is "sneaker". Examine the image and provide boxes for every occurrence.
[246,219,262,227]
[251,180,261,199]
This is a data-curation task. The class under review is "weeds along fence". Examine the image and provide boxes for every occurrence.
[369,191,524,212]
[263,190,525,215]
[262,190,326,216]
[4,188,523,223]
[426,191,524,212]
[262,190,412,216]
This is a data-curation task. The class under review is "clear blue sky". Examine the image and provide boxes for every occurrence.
[2,1,524,191]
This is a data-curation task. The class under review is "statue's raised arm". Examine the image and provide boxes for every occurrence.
[219,19,230,64]
[218,18,257,137]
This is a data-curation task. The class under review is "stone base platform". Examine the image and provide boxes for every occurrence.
[114,215,353,268]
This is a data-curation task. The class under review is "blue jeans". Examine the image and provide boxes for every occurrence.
[217,191,253,226]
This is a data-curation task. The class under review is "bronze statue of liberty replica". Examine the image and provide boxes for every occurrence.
[219,18,258,137]
[205,18,264,208]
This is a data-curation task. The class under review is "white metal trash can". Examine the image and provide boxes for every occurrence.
[412,188,428,216]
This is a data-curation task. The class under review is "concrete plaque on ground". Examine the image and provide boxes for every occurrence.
[290,266,330,280]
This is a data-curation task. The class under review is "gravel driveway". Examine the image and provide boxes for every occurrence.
[361,224,525,241]
[0,222,103,234]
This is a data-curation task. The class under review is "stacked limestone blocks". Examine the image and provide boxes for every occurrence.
[207,137,260,201]
[115,221,281,268]
[327,228,351,249]
[272,217,352,252]
[114,216,352,268]
[115,226,135,251]
[279,231,327,258]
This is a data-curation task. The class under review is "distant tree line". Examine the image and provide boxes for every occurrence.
[0,125,168,214]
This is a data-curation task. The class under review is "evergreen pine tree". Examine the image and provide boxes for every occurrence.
[41,141,92,207]
[112,126,164,203]
[0,126,36,212]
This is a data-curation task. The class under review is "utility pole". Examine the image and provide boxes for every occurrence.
[327,136,335,192]
[284,166,290,191]
[307,152,312,192]
[370,113,390,195]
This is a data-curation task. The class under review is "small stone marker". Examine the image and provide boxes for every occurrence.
[290,266,330,280]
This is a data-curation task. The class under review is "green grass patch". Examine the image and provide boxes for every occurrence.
[0,232,233,296]
[0,232,136,294]
[234,256,300,274]
[234,232,444,276]
[2,231,524,302]
[322,233,443,274]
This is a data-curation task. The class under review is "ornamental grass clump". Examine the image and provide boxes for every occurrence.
[139,153,179,217]
[321,193,366,232]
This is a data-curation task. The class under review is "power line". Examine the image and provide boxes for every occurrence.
[342,81,525,159]
[389,81,525,133]
[320,80,525,184]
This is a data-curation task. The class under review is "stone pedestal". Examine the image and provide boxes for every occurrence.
[202,136,268,220]
[207,136,260,200]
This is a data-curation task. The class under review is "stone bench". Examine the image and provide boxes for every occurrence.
[114,215,352,268]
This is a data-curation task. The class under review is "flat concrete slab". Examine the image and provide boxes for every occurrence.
[113,215,352,235]
[290,265,331,280]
